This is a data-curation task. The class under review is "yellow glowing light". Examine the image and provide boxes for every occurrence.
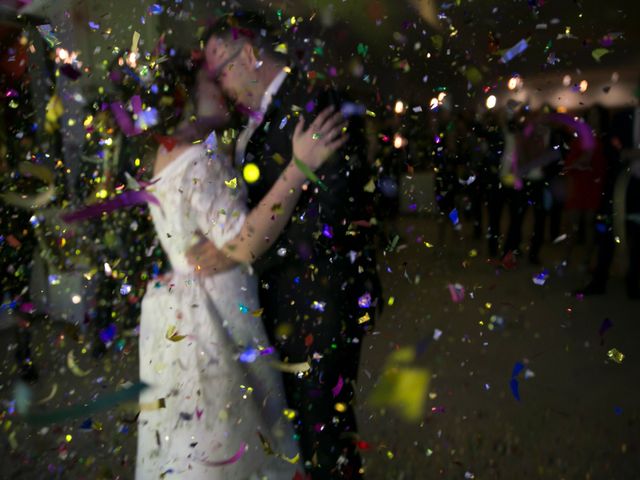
[579,80,588,93]
[393,134,404,149]
[83,115,93,127]
[334,402,347,413]
[437,92,446,102]
[243,163,260,184]
[429,97,439,110]
[507,76,521,90]
[486,95,497,109]
[394,100,404,114]
[65,434,72,442]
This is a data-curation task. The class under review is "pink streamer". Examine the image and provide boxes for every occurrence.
[332,375,344,397]
[200,442,247,467]
[545,113,595,150]
[61,190,159,223]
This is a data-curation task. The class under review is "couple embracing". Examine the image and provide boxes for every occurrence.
[135,12,381,479]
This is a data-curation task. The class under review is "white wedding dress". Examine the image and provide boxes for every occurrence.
[136,139,299,479]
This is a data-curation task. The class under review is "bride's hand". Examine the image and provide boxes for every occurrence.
[292,106,349,171]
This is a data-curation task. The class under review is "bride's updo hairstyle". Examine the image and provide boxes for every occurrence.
[108,40,227,146]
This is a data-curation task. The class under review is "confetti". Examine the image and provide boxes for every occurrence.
[270,361,311,374]
[607,348,625,364]
[165,325,187,342]
[500,38,528,63]
[66,351,91,377]
[61,190,160,223]
[293,156,328,191]
[332,375,344,397]
[448,283,465,303]
[199,442,248,467]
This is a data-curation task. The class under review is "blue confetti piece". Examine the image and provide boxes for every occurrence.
[79,418,93,430]
[501,39,528,63]
[322,224,334,239]
[358,293,372,308]
[509,378,520,401]
[614,406,623,415]
[238,304,249,314]
[448,208,459,225]
[511,361,525,378]
[239,347,258,363]
[148,4,164,15]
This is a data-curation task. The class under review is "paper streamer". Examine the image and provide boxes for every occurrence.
[23,382,148,426]
[61,190,159,223]
[200,442,247,467]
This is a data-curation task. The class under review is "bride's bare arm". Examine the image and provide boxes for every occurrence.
[187,106,347,269]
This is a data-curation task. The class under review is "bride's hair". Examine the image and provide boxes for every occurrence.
[108,45,226,145]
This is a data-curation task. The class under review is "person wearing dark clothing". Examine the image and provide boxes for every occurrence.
[192,12,381,478]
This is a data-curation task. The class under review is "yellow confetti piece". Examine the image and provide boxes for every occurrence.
[607,348,625,364]
[424,242,434,248]
[283,408,297,420]
[251,308,264,317]
[165,325,186,342]
[270,360,311,374]
[224,178,238,189]
[358,312,371,324]
[67,351,91,377]
[272,153,286,165]
[131,31,140,54]
[37,383,58,404]
[140,398,166,411]
[334,402,347,413]
[242,163,260,183]
[8,431,18,451]
[388,296,395,306]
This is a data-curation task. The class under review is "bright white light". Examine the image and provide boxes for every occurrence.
[579,80,588,93]
[486,95,497,109]
[562,75,572,86]
[429,97,439,110]
[394,100,404,114]
[508,76,522,90]
[393,134,404,149]
[437,92,447,102]
[71,294,82,305]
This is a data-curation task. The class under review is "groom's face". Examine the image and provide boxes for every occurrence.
[205,37,262,111]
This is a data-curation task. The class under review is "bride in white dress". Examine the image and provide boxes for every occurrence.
[132,54,348,479]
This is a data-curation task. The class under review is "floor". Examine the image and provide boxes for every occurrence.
[1,215,639,479]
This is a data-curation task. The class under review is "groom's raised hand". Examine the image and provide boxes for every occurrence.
[186,234,237,276]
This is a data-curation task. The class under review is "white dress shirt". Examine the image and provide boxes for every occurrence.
[234,69,289,167]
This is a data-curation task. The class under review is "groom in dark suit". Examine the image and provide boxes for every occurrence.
[190,11,381,479]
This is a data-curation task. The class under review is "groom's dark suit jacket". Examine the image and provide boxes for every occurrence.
[241,69,380,357]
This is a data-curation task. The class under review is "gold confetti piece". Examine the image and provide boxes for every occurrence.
[140,398,166,411]
[607,348,625,364]
[270,360,311,373]
[358,312,371,324]
[165,325,186,342]
[424,242,434,248]
[251,308,264,317]
[224,178,238,189]
[67,351,91,377]
[131,31,140,54]
[37,383,58,404]
[8,431,18,450]
[334,402,347,412]
[272,153,286,165]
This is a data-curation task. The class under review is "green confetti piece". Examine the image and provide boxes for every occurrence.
[357,43,368,57]
[592,48,610,62]
[293,156,328,191]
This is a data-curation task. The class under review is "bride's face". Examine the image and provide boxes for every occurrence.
[196,69,229,118]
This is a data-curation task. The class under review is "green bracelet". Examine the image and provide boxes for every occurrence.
[293,156,328,191]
